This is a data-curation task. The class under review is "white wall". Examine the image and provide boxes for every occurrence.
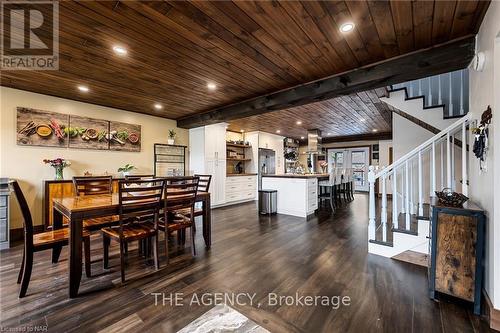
[469,1,500,309]
[0,87,188,229]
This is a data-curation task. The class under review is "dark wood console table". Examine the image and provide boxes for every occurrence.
[428,198,486,315]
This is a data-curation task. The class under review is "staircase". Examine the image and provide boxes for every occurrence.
[390,68,469,119]
[367,113,471,258]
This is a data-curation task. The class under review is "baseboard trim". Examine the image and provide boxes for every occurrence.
[483,289,500,330]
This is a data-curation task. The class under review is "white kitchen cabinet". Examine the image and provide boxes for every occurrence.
[189,123,227,207]
[225,175,257,203]
[261,176,319,218]
[204,124,226,161]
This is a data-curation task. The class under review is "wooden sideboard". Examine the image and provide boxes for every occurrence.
[428,198,486,315]
[43,179,121,229]
[0,180,12,249]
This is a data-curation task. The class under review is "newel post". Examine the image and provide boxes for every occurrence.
[368,166,376,240]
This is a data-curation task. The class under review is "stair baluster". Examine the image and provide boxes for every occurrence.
[418,151,423,216]
[431,141,436,196]
[368,115,471,257]
[381,174,387,243]
[392,168,398,226]
[446,132,452,188]
[462,121,468,196]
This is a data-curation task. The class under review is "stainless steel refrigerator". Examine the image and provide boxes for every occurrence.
[258,148,276,190]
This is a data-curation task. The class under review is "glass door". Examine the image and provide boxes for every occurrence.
[327,147,370,192]
[350,148,369,192]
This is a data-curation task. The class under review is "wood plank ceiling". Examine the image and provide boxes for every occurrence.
[227,88,392,139]
[1,1,489,131]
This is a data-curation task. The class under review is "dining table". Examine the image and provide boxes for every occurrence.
[52,191,211,298]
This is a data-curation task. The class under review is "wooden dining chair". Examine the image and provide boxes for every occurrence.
[174,175,211,232]
[101,179,165,283]
[73,176,119,231]
[194,174,211,193]
[12,180,91,298]
[125,175,154,181]
[159,176,199,264]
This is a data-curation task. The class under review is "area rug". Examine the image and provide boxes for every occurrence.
[177,305,270,333]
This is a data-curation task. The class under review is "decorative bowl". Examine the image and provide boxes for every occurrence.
[36,124,52,137]
[435,188,469,207]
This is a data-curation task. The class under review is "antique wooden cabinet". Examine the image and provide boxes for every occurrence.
[0,179,12,249]
[428,198,486,315]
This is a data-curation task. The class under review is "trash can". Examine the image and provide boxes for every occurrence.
[259,189,277,215]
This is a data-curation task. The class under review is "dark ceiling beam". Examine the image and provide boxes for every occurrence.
[177,35,475,129]
[318,132,393,145]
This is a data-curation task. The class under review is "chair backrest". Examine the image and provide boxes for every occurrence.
[164,176,199,220]
[118,179,165,237]
[11,181,34,247]
[73,176,112,196]
[125,174,154,181]
[194,174,211,192]
[334,168,342,185]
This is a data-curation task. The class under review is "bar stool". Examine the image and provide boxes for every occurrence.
[318,168,336,212]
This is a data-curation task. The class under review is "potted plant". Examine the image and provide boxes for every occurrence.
[43,158,71,180]
[118,164,136,177]
[167,129,176,145]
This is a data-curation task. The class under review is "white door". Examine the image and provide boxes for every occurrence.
[327,147,370,192]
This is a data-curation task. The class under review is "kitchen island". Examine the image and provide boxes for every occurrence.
[261,174,329,218]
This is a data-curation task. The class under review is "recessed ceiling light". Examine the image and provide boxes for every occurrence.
[154,103,163,110]
[276,130,281,134]
[372,129,378,132]
[360,118,366,122]
[296,121,302,125]
[240,129,244,132]
[207,82,217,90]
[340,22,355,33]
[112,45,127,56]
[300,136,305,140]
[77,85,89,93]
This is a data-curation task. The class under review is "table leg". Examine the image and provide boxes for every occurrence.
[202,197,211,249]
[69,214,83,298]
[52,208,63,263]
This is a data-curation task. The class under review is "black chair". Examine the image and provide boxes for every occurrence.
[101,179,165,283]
[12,181,91,297]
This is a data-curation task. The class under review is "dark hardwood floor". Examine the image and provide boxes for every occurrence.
[0,194,493,332]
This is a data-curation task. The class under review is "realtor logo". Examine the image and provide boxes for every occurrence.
[1,1,59,70]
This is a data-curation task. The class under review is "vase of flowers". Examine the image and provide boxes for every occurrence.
[118,164,136,177]
[319,160,328,173]
[167,129,176,145]
[43,158,71,180]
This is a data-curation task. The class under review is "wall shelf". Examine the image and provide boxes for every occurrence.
[227,158,251,161]
[226,142,252,148]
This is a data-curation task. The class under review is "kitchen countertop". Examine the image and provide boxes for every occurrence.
[262,173,329,179]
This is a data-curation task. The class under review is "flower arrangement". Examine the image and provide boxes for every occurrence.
[319,160,328,173]
[43,158,71,180]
